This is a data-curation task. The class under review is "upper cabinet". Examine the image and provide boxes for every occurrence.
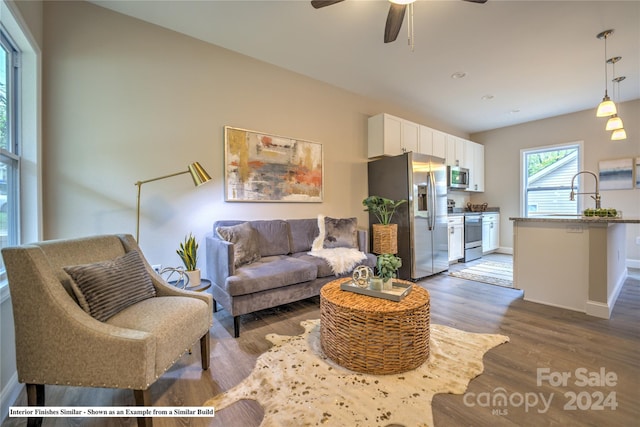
[368,113,485,192]
[469,142,484,192]
[368,113,419,158]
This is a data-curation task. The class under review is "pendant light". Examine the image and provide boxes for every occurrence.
[605,58,624,131]
[610,76,627,140]
[596,30,616,117]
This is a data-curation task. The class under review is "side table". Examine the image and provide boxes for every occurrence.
[168,278,211,293]
[320,277,430,375]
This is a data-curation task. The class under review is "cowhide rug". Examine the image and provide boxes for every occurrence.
[204,319,509,427]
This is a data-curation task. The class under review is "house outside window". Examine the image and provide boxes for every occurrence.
[521,143,582,217]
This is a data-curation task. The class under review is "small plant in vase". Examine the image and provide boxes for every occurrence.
[177,233,200,287]
[363,196,406,254]
[376,253,402,290]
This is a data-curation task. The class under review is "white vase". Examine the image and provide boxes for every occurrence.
[383,278,394,290]
[185,269,201,287]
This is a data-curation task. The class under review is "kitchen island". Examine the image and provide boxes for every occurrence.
[509,215,639,319]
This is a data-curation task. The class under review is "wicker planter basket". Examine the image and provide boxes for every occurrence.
[372,223,398,254]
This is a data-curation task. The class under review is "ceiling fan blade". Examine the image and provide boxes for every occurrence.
[463,0,488,3]
[311,0,345,9]
[384,3,406,43]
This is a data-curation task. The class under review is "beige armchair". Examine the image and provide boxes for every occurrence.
[2,234,213,427]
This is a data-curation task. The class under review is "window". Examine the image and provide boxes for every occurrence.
[0,27,20,279]
[521,143,582,217]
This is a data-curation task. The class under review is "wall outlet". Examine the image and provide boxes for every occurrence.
[152,264,162,273]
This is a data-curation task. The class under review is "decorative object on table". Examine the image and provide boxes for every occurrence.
[362,196,406,254]
[340,279,411,301]
[351,265,373,288]
[204,319,509,427]
[177,233,201,287]
[224,126,323,202]
[376,253,402,290]
[134,161,211,242]
[159,266,192,288]
[466,202,488,212]
[598,158,634,190]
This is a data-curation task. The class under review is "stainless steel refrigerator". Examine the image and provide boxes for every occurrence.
[367,152,449,280]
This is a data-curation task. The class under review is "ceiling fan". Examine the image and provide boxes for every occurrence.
[311,0,488,45]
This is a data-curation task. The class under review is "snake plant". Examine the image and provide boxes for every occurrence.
[177,233,198,271]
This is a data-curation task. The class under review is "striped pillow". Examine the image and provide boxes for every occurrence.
[64,250,156,322]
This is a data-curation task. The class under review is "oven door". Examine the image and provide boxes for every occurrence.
[464,214,483,248]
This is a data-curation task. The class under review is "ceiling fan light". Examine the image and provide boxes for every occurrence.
[596,95,617,117]
[605,115,623,131]
[611,128,627,141]
[389,0,415,4]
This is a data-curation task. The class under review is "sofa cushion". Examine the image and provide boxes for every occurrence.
[63,250,157,322]
[216,222,262,268]
[225,256,317,296]
[249,220,291,256]
[323,216,358,249]
[289,252,334,277]
[287,218,319,253]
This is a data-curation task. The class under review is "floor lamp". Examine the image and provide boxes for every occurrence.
[135,161,212,242]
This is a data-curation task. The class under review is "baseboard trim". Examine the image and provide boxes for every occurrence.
[1,372,22,422]
[496,247,513,255]
[626,259,640,269]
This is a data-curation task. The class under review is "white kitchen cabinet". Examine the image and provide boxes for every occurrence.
[482,213,499,253]
[468,141,485,192]
[448,215,464,262]
[431,130,447,160]
[368,113,419,158]
[445,135,470,168]
[418,125,433,156]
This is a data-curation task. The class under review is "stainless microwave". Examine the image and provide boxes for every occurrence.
[448,166,469,190]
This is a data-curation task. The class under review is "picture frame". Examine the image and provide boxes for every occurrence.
[598,158,634,191]
[224,126,323,202]
[636,157,640,188]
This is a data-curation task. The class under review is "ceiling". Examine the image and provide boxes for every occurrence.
[90,0,640,134]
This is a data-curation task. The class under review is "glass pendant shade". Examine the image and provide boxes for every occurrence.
[611,128,627,141]
[596,95,616,117]
[605,115,623,131]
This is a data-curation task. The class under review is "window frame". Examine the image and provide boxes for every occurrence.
[0,18,22,286]
[520,141,584,217]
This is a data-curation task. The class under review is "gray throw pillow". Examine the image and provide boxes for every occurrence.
[323,216,358,249]
[63,250,157,322]
[216,222,261,268]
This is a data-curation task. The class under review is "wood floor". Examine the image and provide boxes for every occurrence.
[3,256,639,427]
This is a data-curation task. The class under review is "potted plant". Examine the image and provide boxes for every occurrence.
[362,196,406,254]
[376,253,402,290]
[177,233,200,287]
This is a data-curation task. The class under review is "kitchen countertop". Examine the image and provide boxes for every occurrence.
[509,215,639,224]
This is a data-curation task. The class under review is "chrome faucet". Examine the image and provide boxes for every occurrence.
[569,170,601,209]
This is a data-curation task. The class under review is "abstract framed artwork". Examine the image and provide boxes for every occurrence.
[636,157,640,188]
[224,126,323,202]
[598,158,633,191]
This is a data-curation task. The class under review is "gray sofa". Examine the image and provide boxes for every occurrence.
[206,218,376,337]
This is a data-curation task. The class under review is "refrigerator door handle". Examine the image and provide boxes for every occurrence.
[428,172,436,231]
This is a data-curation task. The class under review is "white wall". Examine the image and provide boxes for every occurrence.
[471,99,640,266]
[41,1,468,273]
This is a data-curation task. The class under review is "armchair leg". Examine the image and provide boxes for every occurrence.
[133,389,152,427]
[200,333,210,370]
[234,316,240,338]
[26,384,44,427]
[212,299,217,313]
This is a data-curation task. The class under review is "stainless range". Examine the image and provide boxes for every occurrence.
[463,213,483,262]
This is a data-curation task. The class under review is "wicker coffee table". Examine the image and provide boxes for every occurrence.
[320,277,430,375]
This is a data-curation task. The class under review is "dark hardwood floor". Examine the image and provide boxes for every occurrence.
[3,256,639,426]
